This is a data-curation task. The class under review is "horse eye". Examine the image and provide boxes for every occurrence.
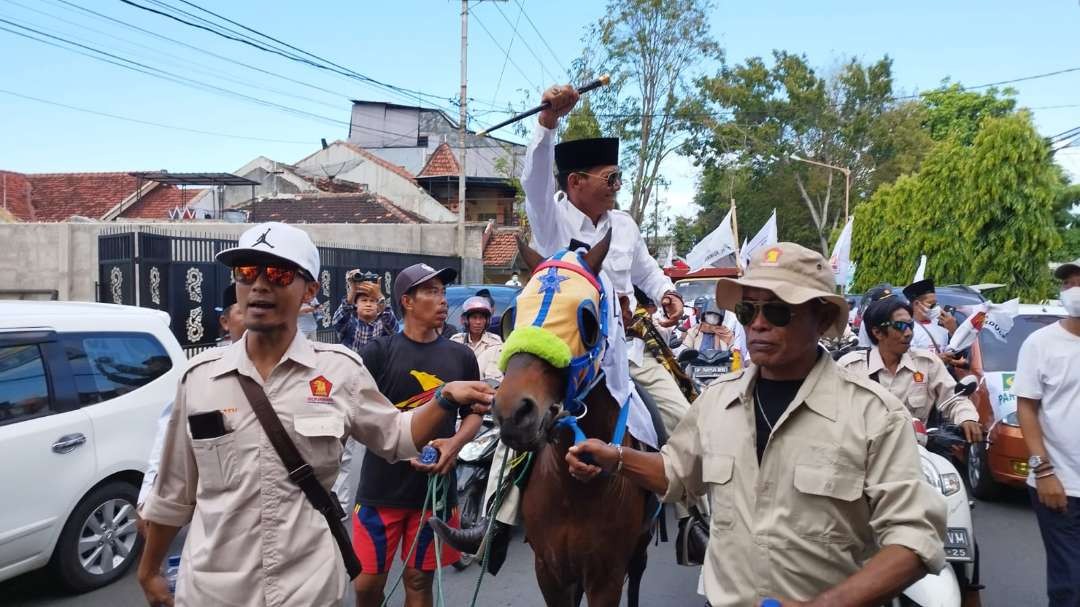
[580,308,600,348]
[501,306,517,341]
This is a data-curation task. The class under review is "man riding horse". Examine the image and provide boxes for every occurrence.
[430,83,706,571]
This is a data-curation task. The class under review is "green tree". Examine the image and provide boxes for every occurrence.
[852,112,1063,301]
[561,99,603,141]
[921,83,1017,145]
[688,52,926,254]
[587,0,722,223]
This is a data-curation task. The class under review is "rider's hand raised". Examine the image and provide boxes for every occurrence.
[538,84,580,129]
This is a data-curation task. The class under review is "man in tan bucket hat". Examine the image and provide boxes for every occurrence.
[567,242,947,607]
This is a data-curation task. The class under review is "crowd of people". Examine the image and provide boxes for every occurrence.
[131,78,1080,607]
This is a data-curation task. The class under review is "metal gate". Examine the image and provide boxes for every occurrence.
[98,228,461,355]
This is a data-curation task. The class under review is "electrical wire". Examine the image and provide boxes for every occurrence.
[0,88,316,144]
[468,7,541,93]
[489,0,524,107]
[491,0,561,84]
[895,66,1080,100]
[512,0,564,72]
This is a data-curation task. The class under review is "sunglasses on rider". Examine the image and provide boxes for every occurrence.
[879,320,915,333]
[232,264,310,287]
[734,300,796,327]
[575,169,622,189]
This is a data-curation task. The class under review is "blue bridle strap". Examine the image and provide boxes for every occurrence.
[552,371,633,449]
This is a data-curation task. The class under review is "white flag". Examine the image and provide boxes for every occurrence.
[946,298,1020,353]
[740,210,778,268]
[913,255,927,283]
[686,209,737,272]
[659,243,675,268]
[829,216,854,288]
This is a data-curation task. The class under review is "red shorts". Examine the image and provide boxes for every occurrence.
[352,504,461,574]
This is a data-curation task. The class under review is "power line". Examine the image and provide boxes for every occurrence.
[126,0,467,113]
[0,88,315,144]
[512,0,564,73]
[491,0,560,85]
[468,7,541,93]
[489,0,524,107]
[895,66,1080,100]
[0,5,346,112]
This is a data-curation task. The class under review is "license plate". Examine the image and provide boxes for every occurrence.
[694,366,726,375]
[944,527,972,562]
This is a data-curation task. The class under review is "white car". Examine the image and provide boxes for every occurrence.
[0,301,184,592]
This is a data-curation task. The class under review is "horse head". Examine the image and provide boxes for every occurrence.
[494,231,611,452]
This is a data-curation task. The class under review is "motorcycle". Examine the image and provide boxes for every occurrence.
[895,376,982,607]
[451,413,500,570]
[677,348,734,393]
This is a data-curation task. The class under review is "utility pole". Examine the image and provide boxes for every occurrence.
[457,0,469,259]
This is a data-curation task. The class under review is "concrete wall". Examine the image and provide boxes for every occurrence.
[0,221,486,302]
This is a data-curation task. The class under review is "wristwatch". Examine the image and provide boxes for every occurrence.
[434,385,460,413]
[1028,455,1050,470]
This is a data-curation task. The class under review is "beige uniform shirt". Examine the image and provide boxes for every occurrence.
[661,354,946,607]
[451,331,504,381]
[839,347,979,425]
[141,332,421,607]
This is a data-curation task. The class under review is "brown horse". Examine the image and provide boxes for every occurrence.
[494,233,652,607]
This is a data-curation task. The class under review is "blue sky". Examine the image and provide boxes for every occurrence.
[1,0,1078,217]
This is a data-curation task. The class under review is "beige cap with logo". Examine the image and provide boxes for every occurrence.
[714,242,849,337]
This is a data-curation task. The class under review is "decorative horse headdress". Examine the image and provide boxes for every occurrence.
[499,235,610,415]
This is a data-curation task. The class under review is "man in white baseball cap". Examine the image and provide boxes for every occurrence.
[137,222,495,607]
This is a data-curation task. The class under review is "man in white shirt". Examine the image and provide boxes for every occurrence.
[431,83,698,572]
[1015,258,1080,607]
[902,279,963,370]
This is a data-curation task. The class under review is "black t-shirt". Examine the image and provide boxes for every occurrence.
[753,377,804,462]
[355,332,480,509]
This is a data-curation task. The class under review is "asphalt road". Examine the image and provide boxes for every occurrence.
[2,488,1047,607]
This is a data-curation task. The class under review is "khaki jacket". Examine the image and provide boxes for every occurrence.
[451,331,504,381]
[141,332,420,607]
[660,354,946,607]
[839,347,979,425]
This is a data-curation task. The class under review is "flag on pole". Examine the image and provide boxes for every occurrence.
[946,299,1020,353]
[740,209,778,268]
[912,255,927,283]
[829,216,854,289]
[686,208,737,271]
[659,243,676,268]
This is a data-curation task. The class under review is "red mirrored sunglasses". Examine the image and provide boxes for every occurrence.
[232,265,309,287]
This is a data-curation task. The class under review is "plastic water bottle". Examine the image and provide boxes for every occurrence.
[760,599,781,607]
[164,555,181,594]
[420,445,440,466]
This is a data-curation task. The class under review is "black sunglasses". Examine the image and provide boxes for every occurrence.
[879,320,915,333]
[734,301,796,327]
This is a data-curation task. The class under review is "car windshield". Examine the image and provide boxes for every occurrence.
[676,280,718,306]
[979,314,1062,372]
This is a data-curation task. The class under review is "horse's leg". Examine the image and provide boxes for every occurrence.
[572,583,584,607]
[535,557,575,607]
[626,538,648,607]
[583,576,626,607]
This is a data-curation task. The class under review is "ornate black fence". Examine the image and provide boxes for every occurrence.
[98,227,461,356]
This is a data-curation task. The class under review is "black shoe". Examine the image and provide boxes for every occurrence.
[675,516,708,566]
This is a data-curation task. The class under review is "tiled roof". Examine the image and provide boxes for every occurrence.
[120,184,200,219]
[242,192,426,224]
[0,171,197,221]
[483,228,520,268]
[1,171,35,221]
[417,143,461,178]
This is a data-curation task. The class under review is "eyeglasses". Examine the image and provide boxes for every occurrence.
[734,301,796,327]
[233,265,308,287]
[575,169,622,189]
[879,320,915,333]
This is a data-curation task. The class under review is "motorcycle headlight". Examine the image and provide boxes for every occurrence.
[1002,411,1020,427]
[459,432,498,462]
[921,456,961,496]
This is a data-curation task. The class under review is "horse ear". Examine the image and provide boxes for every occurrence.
[516,235,544,274]
[582,229,612,276]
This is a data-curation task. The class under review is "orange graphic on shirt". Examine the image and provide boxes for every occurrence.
[913,371,925,384]
[310,375,333,398]
[394,370,445,411]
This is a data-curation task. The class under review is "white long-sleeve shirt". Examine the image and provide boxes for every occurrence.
[522,124,675,307]
[521,122,664,448]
